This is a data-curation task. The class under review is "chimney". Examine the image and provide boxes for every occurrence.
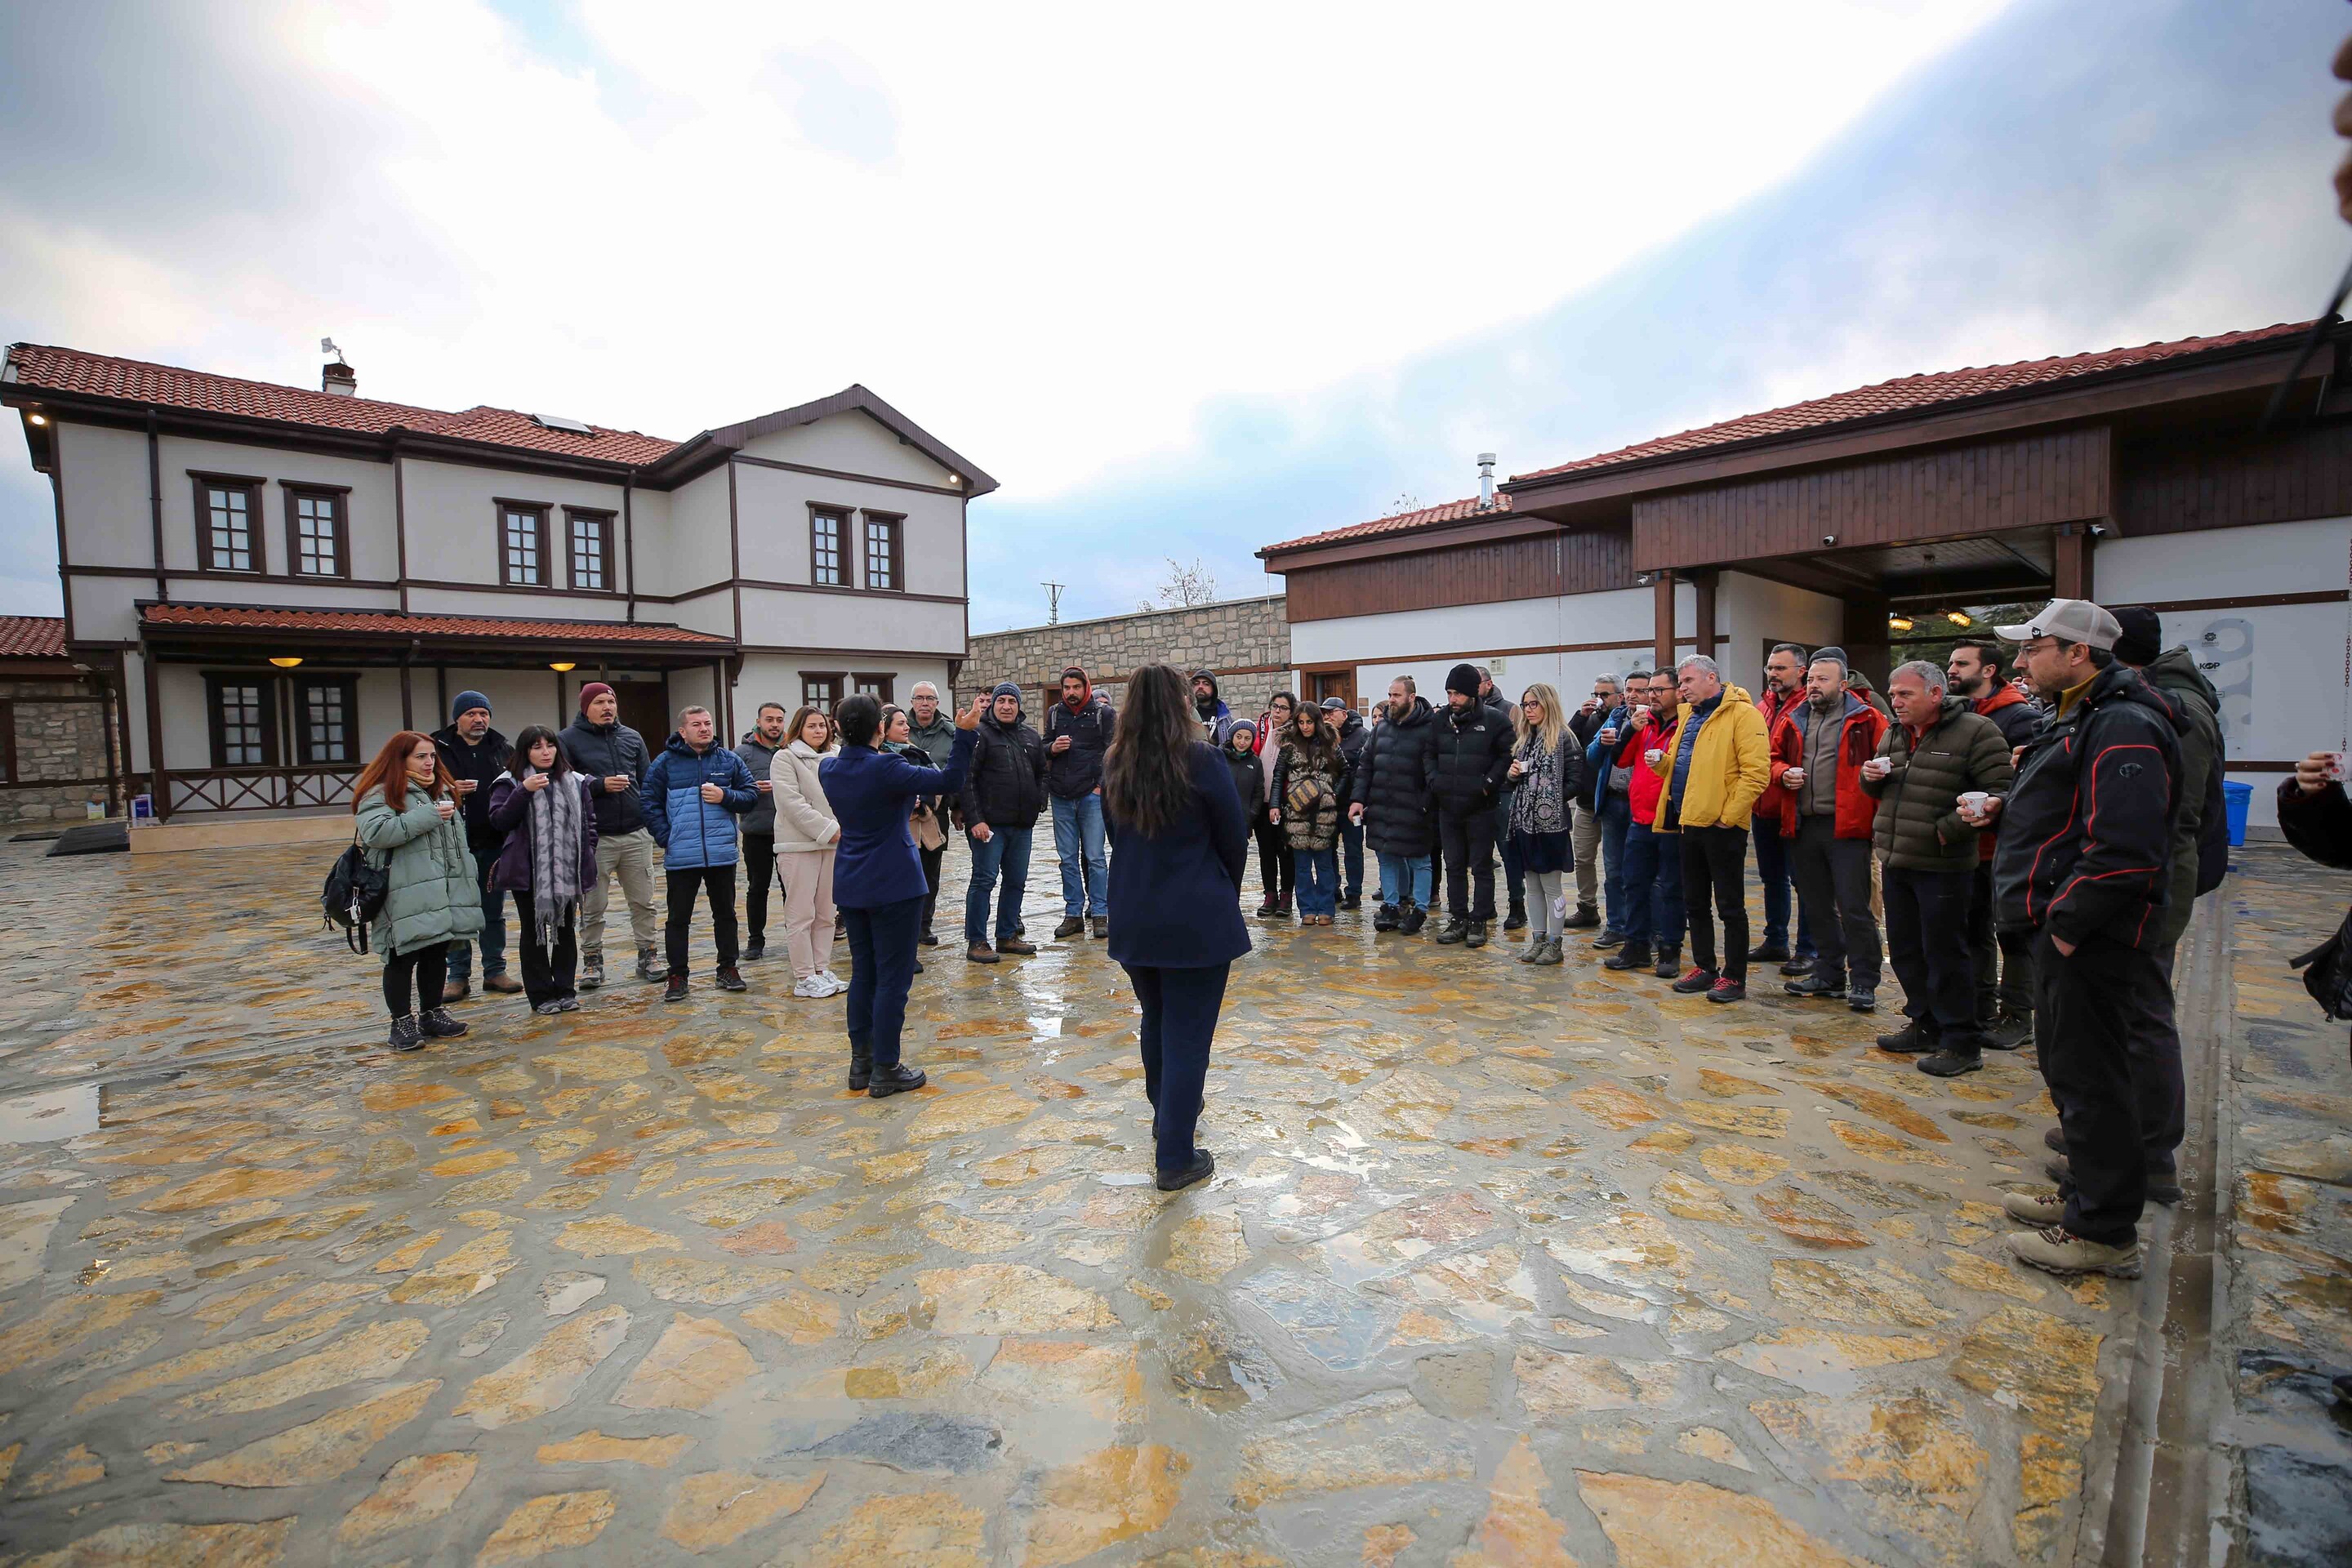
[322,360,356,397]
[1477,452,1497,510]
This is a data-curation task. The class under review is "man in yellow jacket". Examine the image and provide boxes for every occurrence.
[1648,655,1772,1002]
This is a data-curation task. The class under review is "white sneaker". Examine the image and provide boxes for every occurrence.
[791,975,824,999]
[816,970,849,996]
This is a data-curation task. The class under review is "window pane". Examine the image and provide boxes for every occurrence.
[813,513,841,586]
[505,509,541,584]
[208,487,254,572]
[571,515,605,590]
[803,678,835,713]
[219,683,265,765]
[865,519,895,590]
[302,683,351,763]
[295,494,337,576]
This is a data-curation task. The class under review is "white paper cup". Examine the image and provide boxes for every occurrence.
[1958,791,1989,812]
[1864,757,1891,778]
[1644,748,1664,766]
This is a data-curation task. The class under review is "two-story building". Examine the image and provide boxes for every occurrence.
[2,345,995,822]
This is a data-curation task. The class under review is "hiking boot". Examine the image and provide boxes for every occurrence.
[2045,1154,2071,1184]
[1917,1046,1982,1077]
[1652,948,1681,979]
[1603,942,1651,971]
[1342,893,1362,911]
[2006,1224,2142,1279]
[1401,905,1428,935]
[1156,1149,1215,1192]
[388,1014,423,1053]
[1671,966,1717,994]
[1778,956,1812,977]
[1054,915,1086,940]
[998,937,1038,956]
[1535,938,1564,965]
[1747,941,1791,964]
[1592,929,1625,950]
[418,1007,467,1039]
[440,977,473,1004]
[1464,920,1489,949]
[1706,976,1746,1004]
[847,1041,872,1092]
[868,1062,927,1098]
[483,973,523,995]
[637,946,667,982]
[1981,1012,2033,1051]
[2146,1171,2184,1207]
[1503,906,1528,933]
[535,1000,567,1016]
[2044,1125,2068,1154]
[1255,898,1279,915]
[1846,984,1878,1013]
[662,973,688,1004]
[918,927,941,947]
[1436,919,1468,945]
[2002,1190,2067,1226]
[715,966,747,993]
[580,954,604,990]
[1784,973,1845,999]
[1374,903,1401,933]
[968,942,1000,964]
[1564,904,1601,929]
[742,940,766,962]
[1090,916,1108,938]
[1517,938,1544,963]
[1274,896,1293,917]
[1874,1019,1936,1054]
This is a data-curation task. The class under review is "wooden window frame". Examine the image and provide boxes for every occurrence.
[291,674,361,765]
[496,498,552,587]
[205,672,280,768]
[860,510,905,593]
[283,483,353,580]
[850,671,895,704]
[564,506,617,594]
[808,504,850,587]
[191,472,266,574]
[799,671,844,713]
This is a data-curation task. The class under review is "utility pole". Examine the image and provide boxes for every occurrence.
[1042,581,1064,626]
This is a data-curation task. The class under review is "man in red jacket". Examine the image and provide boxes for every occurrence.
[1949,638,2042,1049]
[1770,653,1888,1012]
[1748,644,1815,976]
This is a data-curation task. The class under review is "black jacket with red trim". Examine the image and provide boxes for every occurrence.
[1990,662,2181,946]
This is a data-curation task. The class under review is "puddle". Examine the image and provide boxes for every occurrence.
[0,1083,99,1143]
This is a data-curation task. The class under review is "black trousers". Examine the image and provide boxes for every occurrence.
[742,832,775,946]
[1790,816,1881,987]
[1438,807,1498,921]
[2131,942,2186,1178]
[382,941,448,1018]
[1967,859,2034,1022]
[844,895,922,1070]
[2036,929,2167,1242]
[1252,817,1292,905]
[1677,825,1748,979]
[1883,865,1976,1040]
[511,889,578,1007]
[918,840,946,935]
[1126,960,1230,1174]
[665,866,739,978]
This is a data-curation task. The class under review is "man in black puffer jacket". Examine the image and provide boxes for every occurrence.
[1430,663,1512,947]
[431,690,515,1000]
[1045,666,1116,940]
[961,682,1048,963]
[1351,679,1438,933]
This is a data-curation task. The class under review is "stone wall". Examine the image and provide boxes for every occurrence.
[2,678,115,826]
[959,595,1293,719]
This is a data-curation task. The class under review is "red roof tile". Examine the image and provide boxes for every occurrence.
[0,615,66,659]
[1265,492,1513,555]
[140,604,730,646]
[6,345,679,466]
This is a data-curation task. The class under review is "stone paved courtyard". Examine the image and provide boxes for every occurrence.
[0,831,2287,1566]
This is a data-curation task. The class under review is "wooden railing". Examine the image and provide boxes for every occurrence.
[166,766,361,814]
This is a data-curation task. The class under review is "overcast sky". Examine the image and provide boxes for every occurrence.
[1,0,2344,629]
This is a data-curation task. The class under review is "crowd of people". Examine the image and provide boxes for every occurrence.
[348,595,2235,1274]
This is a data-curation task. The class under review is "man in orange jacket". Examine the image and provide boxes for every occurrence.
[1767,652,1889,1013]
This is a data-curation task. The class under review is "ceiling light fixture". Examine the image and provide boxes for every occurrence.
[1887,613,1915,633]
[550,662,576,673]
[1945,609,1974,628]
[27,412,47,426]
[269,656,304,668]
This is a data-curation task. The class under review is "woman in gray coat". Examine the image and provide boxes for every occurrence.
[354,730,487,1053]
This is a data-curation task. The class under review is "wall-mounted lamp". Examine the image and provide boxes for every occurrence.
[550,662,577,673]
[268,656,304,668]
[1886,614,1915,633]
[26,412,47,427]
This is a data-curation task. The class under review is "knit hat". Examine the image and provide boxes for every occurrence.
[991,680,1022,701]
[2110,607,2163,666]
[1229,719,1257,742]
[578,682,614,710]
[1446,663,1481,699]
[451,689,492,722]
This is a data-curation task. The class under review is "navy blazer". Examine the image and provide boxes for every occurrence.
[822,728,976,909]
[1106,742,1253,969]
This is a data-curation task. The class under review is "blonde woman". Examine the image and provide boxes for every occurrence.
[1506,684,1589,964]
[771,705,844,997]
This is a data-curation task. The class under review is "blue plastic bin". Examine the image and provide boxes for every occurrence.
[2222,779,2252,848]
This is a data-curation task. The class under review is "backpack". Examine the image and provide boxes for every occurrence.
[2193,748,2229,896]
[323,840,390,954]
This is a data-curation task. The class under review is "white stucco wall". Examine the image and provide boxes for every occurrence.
[399,457,631,600]
[56,422,154,576]
[733,457,964,600]
[1717,572,1845,687]
[735,408,960,489]
[155,434,401,579]
[729,654,954,726]
[737,585,962,656]
[647,467,733,604]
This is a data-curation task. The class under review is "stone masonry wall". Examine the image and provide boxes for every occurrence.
[958,595,1292,720]
[2,678,115,826]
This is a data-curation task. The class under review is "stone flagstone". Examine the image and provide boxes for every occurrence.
[168,1380,439,1488]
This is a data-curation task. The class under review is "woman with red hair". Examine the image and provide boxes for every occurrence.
[354,730,486,1051]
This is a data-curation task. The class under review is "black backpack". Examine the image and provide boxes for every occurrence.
[323,841,390,953]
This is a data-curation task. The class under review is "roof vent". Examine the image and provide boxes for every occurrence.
[322,362,356,397]
[532,412,595,435]
[1477,452,1497,510]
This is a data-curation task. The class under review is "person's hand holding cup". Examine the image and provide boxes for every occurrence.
[1957,789,1991,825]
[1508,759,1526,780]
[522,772,549,794]
[1643,746,1664,767]
[2297,751,2350,795]
[434,796,457,822]
[1633,705,1653,728]
[1051,734,1072,753]
[1863,755,1892,781]
[604,773,630,795]
[699,781,723,804]
[1598,724,1619,745]
[454,777,477,797]
[1781,765,1806,790]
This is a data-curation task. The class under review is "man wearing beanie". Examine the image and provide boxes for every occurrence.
[1045,665,1116,939]
[559,682,664,987]
[1428,662,1513,946]
[961,680,1048,962]
[432,690,519,998]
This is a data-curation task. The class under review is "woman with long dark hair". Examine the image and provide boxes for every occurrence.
[1269,701,1350,926]
[1103,663,1251,1191]
[486,724,599,1012]
[819,692,982,1096]
[353,730,484,1051]
[1505,684,1587,964]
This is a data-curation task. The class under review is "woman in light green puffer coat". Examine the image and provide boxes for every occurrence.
[354,730,486,1053]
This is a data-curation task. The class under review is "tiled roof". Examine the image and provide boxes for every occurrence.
[0,615,66,658]
[1510,320,2314,483]
[1265,492,1513,555]
[6,345,680,466]
[140,604,731,645]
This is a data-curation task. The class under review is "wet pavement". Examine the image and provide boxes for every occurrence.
[0,833,2256,1565]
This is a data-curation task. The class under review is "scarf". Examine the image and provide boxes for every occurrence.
[523,770,585,950]
[1509,735,1569,837]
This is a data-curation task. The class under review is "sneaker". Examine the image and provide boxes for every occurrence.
[998,938,1038,957]
[555,997,579,1012]
[2045,1154,2071,1184]
[715,966,748,992]
[1592,929,1625,950]
[1671,966,1717,994]
[1464,920,1489,949]
[742,941,767,963]
[1341,893,1362,911]
[1373,904,1401,933]
[535,1000,566,1015]
[792,975,826,999]
[388,1014,424,1053]
[1747,942,1791,964]
[1503,908,1528,933]
[580,955,604,991]
[662,974,688,1004]
[2146,1172,2184,1207]
[1535,938,1564,966]
[968,942,1000,964]
[1917,1047,1982,1077]
[441,977,473,1004]
[1156,1149,1215,1192]
[1603,943,1651,972]
[2005,1224,2142,1279]
[1564,904,1601,929]
[1517,940,1544,964]
[418,1007,467,1038]
[1401,906,1428,935]
[1981,1012,2033,1051]
[1705,977,1746,1004]
[1054,915,1086,940]
[1652,950,1681,979]
[1874,1020,1936,1054]
[1778,956,1812,978]
[1846,985,1878,1013]
[1784,973,1845,999]
[637,947,667,982]
[816,971,849,996]
[868,1062,928,1098]
[1436,919,1468,945]
[2044,1125,2066,1154]
[2002,1190,2067,1226]
[483,973,523,995]
[1090,916,1108,938]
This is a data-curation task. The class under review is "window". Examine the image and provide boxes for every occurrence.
[206,675,278,768]
[810,507,847,586]
[852,672,895,703]
[566,508,614,592]
[192,474,264,572]
[800,672,843,713]
[284,485,350,578]
[293,677,359,764]
[862,511,902,591]
[498,501,550,586]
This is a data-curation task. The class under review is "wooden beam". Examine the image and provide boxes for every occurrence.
[1652,572,1675,674]
[142,649,168,822]
[2052,524,2091,599]
[1692,572,1717,664]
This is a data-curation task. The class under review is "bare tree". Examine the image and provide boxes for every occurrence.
[1139,556,1219,612]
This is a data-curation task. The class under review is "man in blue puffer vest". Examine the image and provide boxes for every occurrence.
[642,704,758,1002]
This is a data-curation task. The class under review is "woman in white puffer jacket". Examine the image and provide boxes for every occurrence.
[771,706,843,997]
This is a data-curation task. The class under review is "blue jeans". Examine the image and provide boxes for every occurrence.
[1126,960,1230,1174]
[1597,795,1632,933]
[1751,820,1815,957]
[1377,851,1432,909]
[1619,819,1686,951]
[1294,846,1339,916]
[1051,794,1109,918]
[1337,817,1365,902]
[964,826,1032,945]
[843,894,921,1070]
[447,848,508,981]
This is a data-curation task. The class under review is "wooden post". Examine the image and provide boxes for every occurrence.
[1842,592,1892,692]
[2052,523,2095,601]
[1692,571,1717,662]
[1651,571,1675,675]
[141,649,168,822]
[400,662,414,732]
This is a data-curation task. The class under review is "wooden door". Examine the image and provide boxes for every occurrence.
[1309,670,1354,709]
[612,679,670,745]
